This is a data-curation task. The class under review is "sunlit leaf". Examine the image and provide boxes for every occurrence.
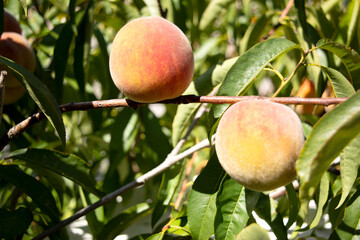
[329,188,360,240]
[211,38,300,119]
[236,223,270,240]
[188,154,226,240]
[316,40,360,89]
[297,91,360,206]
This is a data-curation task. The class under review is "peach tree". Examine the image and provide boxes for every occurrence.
[0,0,359,239]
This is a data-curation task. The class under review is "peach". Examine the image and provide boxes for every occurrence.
[295,78,316,115]
[215,100,304,192]
[3,9,22,34]
[0,32,36,88]
[109,16,194,103]
[3,84,26,105]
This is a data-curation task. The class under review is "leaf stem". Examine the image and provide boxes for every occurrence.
[272,50,306,97]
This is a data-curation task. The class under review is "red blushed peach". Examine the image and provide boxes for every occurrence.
[3,84,26,105]
[3,9,22,34]
[0,32,36,88]
[109,16,194,103]
[215,100,304,192]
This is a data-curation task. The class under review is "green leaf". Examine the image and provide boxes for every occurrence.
[145,232,164,240]
[236,223,271,240]
[329,188,360,240]
[0,56,66,147]
[315,65,356,98]
[199,0,235,30]
[53,20,75,100]
[296,91,360,206]
[316,40,360,90]
[7,148,102,196]
[97,203,152,240]
[239,13,275,54]
[0,165,59,222]
[285,183,300,229]
[74,0,93,95]
[0,207,33,239]
[338,135,360,208]
[345,0,360,46]
[151,165,182,228]
[214,178,251,240]
[309,173,330,229]
[211,38,300,119]
[172,57,238,145]
[255,193,288,240]
[188,154,226,240]
[139,107,172,161]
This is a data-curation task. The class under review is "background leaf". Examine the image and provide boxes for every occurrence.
[0,56,66,147]
[7,148,101,196]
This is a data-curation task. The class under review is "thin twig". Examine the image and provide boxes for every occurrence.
[262,0,294,41]
[32,137,213,240]
[0,71,7,127]
[0,95,346,151]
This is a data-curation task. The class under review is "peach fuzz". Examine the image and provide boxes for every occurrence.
[215,100,304,192]
[0,32,36,88]
[109,16,194,103]
[3,9,22,34]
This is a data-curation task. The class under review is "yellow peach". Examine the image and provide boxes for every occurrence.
[109,16,194,103]
[0,32,36,88]
[215,100,304,192]
[295,78,316,115]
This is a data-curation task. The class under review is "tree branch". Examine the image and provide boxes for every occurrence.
[32,135,214,240]
[0,95,346,151]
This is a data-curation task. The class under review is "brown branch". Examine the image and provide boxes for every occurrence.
[0,95,346,151]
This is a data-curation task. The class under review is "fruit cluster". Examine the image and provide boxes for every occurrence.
[109,16,304,192]
[0,9,36,104]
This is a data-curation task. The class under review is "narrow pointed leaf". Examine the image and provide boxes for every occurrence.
[338,135,360,208]
[0,56,66,147]
[285,183,300,229]
[188,154,226,240]
[296,91,360,204]
[212,38,300,118]
[214,178,249,240]
[317,65,356,97]
[98,203,151,240]
[309,173,330,229]
[7,148,101,196]
[0,165,59,221]
[329,188,360,240]
[316,40,360,89]
[199,0,235,30]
